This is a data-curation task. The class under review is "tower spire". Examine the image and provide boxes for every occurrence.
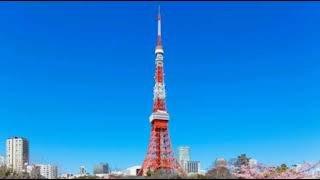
[156,6,163,52]
[158,6,161,37]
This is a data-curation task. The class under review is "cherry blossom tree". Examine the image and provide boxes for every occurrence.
[232,163,314,179]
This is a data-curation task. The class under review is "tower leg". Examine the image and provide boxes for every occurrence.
[138,121,184,177]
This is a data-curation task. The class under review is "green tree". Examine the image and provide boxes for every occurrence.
[276,164,289,173]
[144,169,182,179]
[146,169,152,177]
[190,174,207,179]
[73,175,99,179]
[235,154,250,167]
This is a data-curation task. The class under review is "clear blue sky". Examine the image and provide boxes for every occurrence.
[0,1,319,174]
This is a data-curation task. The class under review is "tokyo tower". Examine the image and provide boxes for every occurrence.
[138,7,183,177]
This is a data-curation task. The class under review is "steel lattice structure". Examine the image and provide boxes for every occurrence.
[138,8,184,177]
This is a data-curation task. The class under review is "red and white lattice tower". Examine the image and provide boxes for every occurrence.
[138,7,182,177]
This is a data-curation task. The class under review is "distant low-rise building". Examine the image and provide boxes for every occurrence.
[198,169,207,175]
[27,164,58,179]
[73,173,92,179]
[110,171,123,176]
[95,173,110,178]
[59,173,74,179]
[122,165,141,176]
[185,161,200,175]
[37,164,58,179]
[79,166,86,175]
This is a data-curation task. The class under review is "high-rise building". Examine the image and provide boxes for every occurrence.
[178,146,190,162]
[6,137,29,172]
[178,146,201,175]
[80,166,86,175]
[93,163,109,174]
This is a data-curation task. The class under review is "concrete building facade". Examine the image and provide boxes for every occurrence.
[38,164,58,179]
[27,164,58,179]
[178,146,201,175]
[185,161,201,174]
[178,146,190,162]
[93,163,109,174]
[6,137,29,172]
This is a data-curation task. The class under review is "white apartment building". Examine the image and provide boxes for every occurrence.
[6,137,29,172]
[178,146,190,173]
[27,164,58,179]
[185,161,200,175]
[122,165,141,176]
[37,164,58,179]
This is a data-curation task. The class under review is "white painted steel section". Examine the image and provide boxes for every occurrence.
[149,111,170,123]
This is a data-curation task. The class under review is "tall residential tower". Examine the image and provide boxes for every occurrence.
[6,137,29,172]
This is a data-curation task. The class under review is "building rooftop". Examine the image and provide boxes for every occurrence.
[7,136,28,140]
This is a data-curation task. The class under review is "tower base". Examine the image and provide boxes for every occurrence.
[138,120,185,177]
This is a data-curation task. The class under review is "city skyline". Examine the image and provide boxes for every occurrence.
[0,2,319,174]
